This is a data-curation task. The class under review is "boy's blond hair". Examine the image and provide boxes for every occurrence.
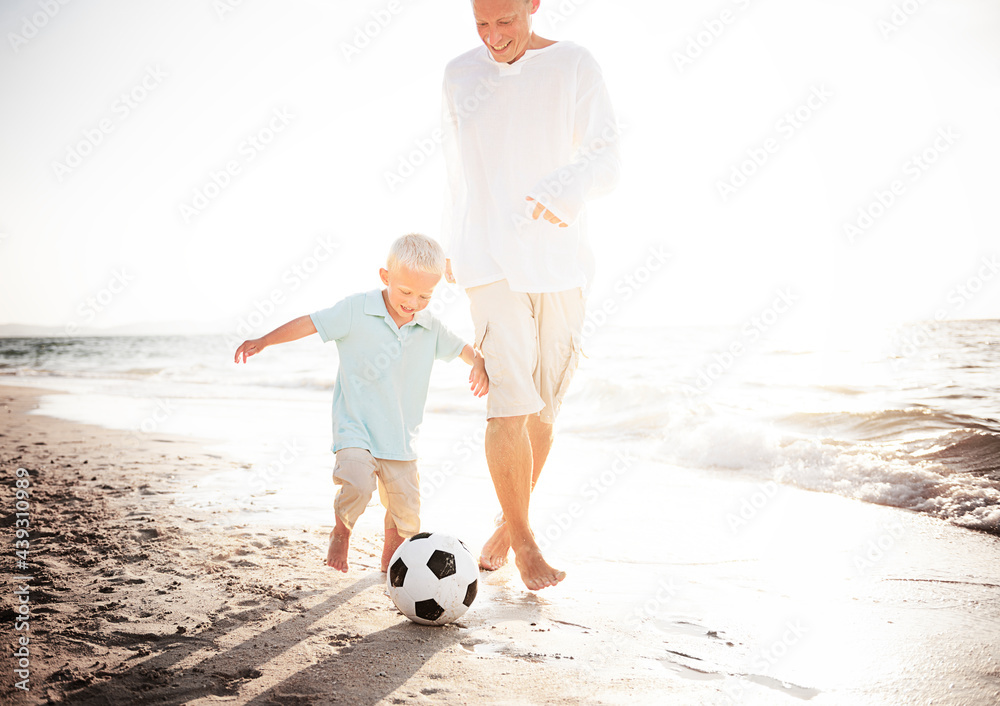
[386,233,446,277]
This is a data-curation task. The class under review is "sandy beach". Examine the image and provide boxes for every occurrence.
[2,383,1000,705]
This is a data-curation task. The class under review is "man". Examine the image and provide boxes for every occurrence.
[442,0,620,590]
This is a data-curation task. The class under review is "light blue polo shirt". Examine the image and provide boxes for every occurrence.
[310,289,467,461]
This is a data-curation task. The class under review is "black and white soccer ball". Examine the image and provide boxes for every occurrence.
[387,532,479,626]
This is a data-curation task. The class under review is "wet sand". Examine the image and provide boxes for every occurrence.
[2,383,999,705]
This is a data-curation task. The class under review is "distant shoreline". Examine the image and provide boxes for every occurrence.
[2,318,999,339]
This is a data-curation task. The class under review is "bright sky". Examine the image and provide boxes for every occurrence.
[1,0,998,342]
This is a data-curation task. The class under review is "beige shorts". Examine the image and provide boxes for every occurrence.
[332,447,420,538]
[467,279,585,424]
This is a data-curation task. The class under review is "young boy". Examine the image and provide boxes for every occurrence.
[234,234,488,573]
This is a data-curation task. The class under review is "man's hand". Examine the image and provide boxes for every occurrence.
[469,352,489,397]
[445,258,456,284]
[526,196,568,228]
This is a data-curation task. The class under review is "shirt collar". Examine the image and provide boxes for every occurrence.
[411,309,432,329]
[484,41,561,76]
[364,289,432,330]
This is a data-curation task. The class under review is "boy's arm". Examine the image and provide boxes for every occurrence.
[459,344,489,398]
[234,315,317,364]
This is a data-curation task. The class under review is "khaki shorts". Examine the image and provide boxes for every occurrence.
[467,279,585,423]
[332,447,420,538]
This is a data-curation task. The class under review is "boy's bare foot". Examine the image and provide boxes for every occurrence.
[326,519,351,573]
[479,522,511,571]
[381,528,405,572]
[512,540,565,591]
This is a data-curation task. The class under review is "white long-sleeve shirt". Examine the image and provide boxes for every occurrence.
[442,41,620,293]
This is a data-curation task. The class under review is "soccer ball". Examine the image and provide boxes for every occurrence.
[387,532,479,626]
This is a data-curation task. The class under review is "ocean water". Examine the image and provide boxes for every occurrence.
[1,319,998,537]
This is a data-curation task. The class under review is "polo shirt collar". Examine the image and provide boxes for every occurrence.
[411,310,432,329]
[364,289,432,330]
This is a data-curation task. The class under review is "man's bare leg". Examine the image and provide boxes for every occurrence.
[481,415,565,590]
[479,520,512,570]
[480,415,553,570]
[326,516,351,573]
[381,511,405,572]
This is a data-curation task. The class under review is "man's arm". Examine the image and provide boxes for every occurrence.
[234,315,317,364]
[441,76,463,284]
[527,50,621,227]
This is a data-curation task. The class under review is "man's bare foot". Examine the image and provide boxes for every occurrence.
[479,522,511,571]
[381,528,405,572]
[512,541,566,591]
[326,519,351,573]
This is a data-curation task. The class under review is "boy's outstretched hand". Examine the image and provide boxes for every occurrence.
[233,317,317,364]
[469,353,489,398]
[234,338,266,364]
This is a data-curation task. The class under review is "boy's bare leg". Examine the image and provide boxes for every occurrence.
[326,516,351,573]
[381,511,405,572]
[482,415,565,590]
[480,415,553,570]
